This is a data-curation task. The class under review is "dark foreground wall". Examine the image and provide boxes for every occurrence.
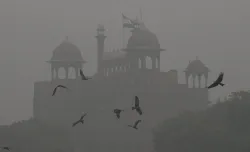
[0,118,72,152]
[33,73,208,152]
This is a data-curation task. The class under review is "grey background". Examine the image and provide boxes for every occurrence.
[0,0,249,124]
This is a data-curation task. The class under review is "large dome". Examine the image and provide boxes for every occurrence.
[50,40,85,62]
[127,28,160,49]
[185,58,209,74]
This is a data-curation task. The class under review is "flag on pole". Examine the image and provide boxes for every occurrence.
[122,13,139,29]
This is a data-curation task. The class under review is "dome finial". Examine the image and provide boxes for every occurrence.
[65,36,69,41]
[196,56,198,60]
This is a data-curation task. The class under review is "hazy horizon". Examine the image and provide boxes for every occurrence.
[0,0,250,124]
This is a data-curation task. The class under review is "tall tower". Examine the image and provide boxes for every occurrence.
[95,24,106,74]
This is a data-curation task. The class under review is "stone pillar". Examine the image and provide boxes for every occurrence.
[198,74,201,88]
[204,73,208,87]
[137,58,140,69]
[56,67,59,80]
[78,67,81,78]
[142,56,146,69]
[51,68,54,81]
[65,67,69,79]
[152,56,156,70]
[120,65,123,72]
[116,65,119,72]
[106,68,109,76]
[157,56,160,69]
[75,67,77,79]
[156,58,158,69]
[185,72,189,86]
[192,74,196,88]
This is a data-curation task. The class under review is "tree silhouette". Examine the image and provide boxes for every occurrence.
[0,118,72,152]
[153,90,250,152]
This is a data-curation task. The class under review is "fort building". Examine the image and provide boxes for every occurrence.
[33,22,210,152]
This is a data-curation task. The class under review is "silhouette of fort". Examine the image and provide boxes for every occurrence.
[34,23,210,152]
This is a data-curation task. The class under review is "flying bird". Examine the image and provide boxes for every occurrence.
[207,72,225,89]
[113,109,124,119]
[128,120,142,130]
[132,96,142,115]
[72,112,87,127]
[0,147,10,151]
[52,85,69,96]
[80,69,92,80]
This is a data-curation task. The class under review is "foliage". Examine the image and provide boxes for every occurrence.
[0,118,73,152]
[153,90,250,152]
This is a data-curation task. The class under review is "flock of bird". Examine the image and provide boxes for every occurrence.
[1,71,225,151]
[70,95,143,130]
[52,69,146,130]
[52,70,225,129]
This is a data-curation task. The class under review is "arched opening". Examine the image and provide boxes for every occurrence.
[188,74,197,88]
[146,56,152,69]
[115,66,119,72]
[68,67,76,79]
[138,58,142,69]
[58,67,66,79]
[106,68,109,76]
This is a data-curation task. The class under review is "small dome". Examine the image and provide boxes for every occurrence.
[127,28,160,49]
[50,39,85,62]
[185,58,209,74]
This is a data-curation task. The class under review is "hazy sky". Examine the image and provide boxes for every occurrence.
[1,0,250,123]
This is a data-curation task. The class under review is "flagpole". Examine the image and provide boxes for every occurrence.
[122,27,125,49]
[140,8,142,20]
[121,12,125,49]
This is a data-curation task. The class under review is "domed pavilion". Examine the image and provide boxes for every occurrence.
[184,57,210,88]
[47,36,86,80]
[123,24,165,71]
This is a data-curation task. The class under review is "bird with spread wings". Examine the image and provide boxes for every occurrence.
[72,112,87,127]
[80,69,92,80]
[207,72,225,89]
[128,120,142,130]
[52,85,69,96]
[113,109,124,119]
[132,96,142,115]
